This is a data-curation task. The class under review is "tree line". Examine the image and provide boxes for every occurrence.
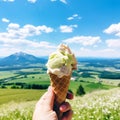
[1,82,49,89]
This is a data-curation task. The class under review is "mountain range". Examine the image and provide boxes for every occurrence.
[0,52,47,67]
[1,52,120,69]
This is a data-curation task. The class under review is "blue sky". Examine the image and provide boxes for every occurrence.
[0,0,120,58]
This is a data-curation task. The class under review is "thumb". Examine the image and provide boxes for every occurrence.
[46,86,55,110]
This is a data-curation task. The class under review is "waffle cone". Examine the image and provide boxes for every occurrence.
[49,73,71,120]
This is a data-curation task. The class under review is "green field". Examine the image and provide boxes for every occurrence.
[69,80,115,94]
[0,63,120,120]
[0,88,120,120]
[7,73,50,85]
[0,81,115,105]
[0,68,117,93]
[0,89,45,105]
[0,71,16,80]
[71,88,120,120]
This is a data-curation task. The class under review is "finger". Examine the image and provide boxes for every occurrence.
[46,86,55,109]
[66,91,74,100]
[39,86,55,110]
[59,102,71,112]
[61,110,73,120]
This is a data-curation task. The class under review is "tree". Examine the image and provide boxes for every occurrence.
[118,83,120,87]
[24,74,27,78]
[76,84,86,96]
[1,84,6,89]
[11,84,19,89]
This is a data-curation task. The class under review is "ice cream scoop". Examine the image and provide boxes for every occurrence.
[46,44,77,78]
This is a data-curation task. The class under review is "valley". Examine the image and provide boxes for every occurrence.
[0,52,120,120]
[0,54,120,93]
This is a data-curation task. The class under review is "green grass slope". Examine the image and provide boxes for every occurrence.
[71,88,120,120]
[0,89,45,105]
[0,88,120,120]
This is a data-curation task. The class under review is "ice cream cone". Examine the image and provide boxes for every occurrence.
[46,44,77,119]
[49,73,71,120]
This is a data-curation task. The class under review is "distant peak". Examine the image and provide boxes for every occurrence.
[14,52,27,56]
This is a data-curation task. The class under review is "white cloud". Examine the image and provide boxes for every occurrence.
[67,17,73,20]
[60,0,67,4]
[63,36,101,46]
[0,37,56,49]
[27,0,37,3]
[103,22,120,37]
[37,25,54,33]
[2,18,10,23]
[50,0,67,4]
[60,25,77,33]
[0,22,54,42]
[8,23,20,29]
[106,39,120,48]
[75,47,120,58]
[67,14,81,20]
[5,23,54,39]
[0,23,55,57]
[2,0,14,2]
[0,36,56,57]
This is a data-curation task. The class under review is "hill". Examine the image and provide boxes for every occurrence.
[0,88,119,120]
[0,52,47,67]
[77,57,120,68]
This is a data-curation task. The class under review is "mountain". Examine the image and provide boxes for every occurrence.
[0,52,47,67]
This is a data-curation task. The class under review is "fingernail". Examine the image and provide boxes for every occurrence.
[61,105,66,110]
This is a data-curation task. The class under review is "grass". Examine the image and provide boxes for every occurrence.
[69,81,115,94]
[0,89,45,105]
[101,78,120,86]
[0,88,120,120]
[0,79,116,106]
[0,68,119,119]
[0,101,35,120]
[71,88,120,120]
[7,73,50,84]
[0,71,16,80]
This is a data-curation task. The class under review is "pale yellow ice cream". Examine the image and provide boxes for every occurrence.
[46,44,77,78]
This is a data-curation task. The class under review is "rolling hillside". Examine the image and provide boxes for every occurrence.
[0,88,119,120]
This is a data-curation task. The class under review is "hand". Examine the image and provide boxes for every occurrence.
[32,86,73,120]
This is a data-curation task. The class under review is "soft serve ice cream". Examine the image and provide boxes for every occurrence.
[46,44,77,78]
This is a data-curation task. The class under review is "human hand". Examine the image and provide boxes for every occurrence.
[32,86,73,120]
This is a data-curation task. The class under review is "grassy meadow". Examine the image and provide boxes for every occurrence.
[71,88,120,120]
[0,88,120,120]
[0,89,45,105]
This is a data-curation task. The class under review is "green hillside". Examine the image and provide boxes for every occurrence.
[0,89,45,105]
[0,88,119,120]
